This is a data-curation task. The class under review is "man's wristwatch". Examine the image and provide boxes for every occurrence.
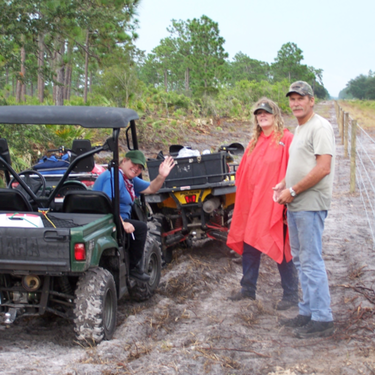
[289,187,297,197]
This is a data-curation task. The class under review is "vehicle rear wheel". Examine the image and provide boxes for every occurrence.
[128,227,162,301]
[73,267,117,345]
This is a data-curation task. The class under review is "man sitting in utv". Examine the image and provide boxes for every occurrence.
[93,150,175,281]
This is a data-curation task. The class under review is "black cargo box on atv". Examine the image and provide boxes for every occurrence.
[147,152,228,188]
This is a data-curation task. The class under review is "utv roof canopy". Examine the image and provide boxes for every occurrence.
[0,106,139,129]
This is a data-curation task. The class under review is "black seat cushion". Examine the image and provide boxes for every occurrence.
[62,190,113,214]
[0,188,33,211]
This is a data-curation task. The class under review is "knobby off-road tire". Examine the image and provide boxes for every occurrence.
[128,221,162,301]
[73,267,117,345]
[153,213,174,264]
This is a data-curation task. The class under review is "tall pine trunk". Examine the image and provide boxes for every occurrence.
[55,41,65,106]
[64,41,73,101]
[16,39,26,103]
[37,33,45,103]
[21,44,26,101]
[84,30,89,104]
[164,69,168,92]
[185,67,190,92]
[89,71,93,93]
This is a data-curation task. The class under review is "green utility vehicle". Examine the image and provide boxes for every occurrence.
[0,106,162,344]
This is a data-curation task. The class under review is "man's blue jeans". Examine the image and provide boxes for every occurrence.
[287,210,333,322]
[241,242,298,301]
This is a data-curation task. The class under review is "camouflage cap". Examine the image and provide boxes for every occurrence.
[286,81,314,97]
[253,102,273,115]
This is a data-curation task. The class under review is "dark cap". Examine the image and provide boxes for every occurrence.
[125,150,146,169]
[253,102,273,115]
[286,81,314,97]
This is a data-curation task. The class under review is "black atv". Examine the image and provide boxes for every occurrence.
[145,143,244,263]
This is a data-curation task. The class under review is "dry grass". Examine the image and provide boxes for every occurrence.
[124,341,153,362]
[234,299,275,328]
[158,255,233,302]
[194,347,242,371]
[338,100,375,130]
[79,345,110,365]
[235,309,258,327]
[348,263,367,280]
[136,115,214,156]
[143,305,191,334]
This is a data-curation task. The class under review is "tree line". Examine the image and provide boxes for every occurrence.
[339,71,375,100]
[137,16,328,99]
[0,3,329,109]
[0,4,332,172]
[0,0,140,105]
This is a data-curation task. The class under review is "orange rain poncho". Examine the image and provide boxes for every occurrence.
[227,128,293,264]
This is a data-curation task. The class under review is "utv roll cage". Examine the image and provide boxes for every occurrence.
[0,105,139,241]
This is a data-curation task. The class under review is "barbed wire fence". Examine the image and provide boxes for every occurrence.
[335,102,375,246]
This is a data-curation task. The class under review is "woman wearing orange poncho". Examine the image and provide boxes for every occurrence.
[227,97,298,310]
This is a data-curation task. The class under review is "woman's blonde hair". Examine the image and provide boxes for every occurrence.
[248,97,285,154]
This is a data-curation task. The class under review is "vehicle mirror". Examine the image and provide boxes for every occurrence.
[227,142,245,155]
[218,142,244,156]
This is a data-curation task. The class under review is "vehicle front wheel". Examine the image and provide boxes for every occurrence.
[73,267,117,344]
[128,229,162,301]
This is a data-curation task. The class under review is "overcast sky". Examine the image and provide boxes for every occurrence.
[134,0,374,98]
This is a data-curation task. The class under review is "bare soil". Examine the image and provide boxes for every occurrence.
[1,101,375,375]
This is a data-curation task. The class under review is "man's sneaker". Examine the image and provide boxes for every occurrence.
[293,320,334,339]
[274,299,298,311]
[228,291,255,301]
[279,314,311,327]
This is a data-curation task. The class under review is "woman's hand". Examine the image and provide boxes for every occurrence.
[142,156,176,195]
[122,220,135,233]
[272,180,286,202]
[158,156,175,178]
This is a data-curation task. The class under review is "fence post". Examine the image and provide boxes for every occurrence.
[335,101,338,120]
[350,120,357,193]
[344,112,349,158]
[340,110,345,145]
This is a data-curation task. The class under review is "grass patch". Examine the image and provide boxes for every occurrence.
[338,100,375,129]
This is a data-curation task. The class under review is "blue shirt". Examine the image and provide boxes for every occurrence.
[93,169,150,219]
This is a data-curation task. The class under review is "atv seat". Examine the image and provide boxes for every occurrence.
[62,190,112,215]
[0,188,33,211]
